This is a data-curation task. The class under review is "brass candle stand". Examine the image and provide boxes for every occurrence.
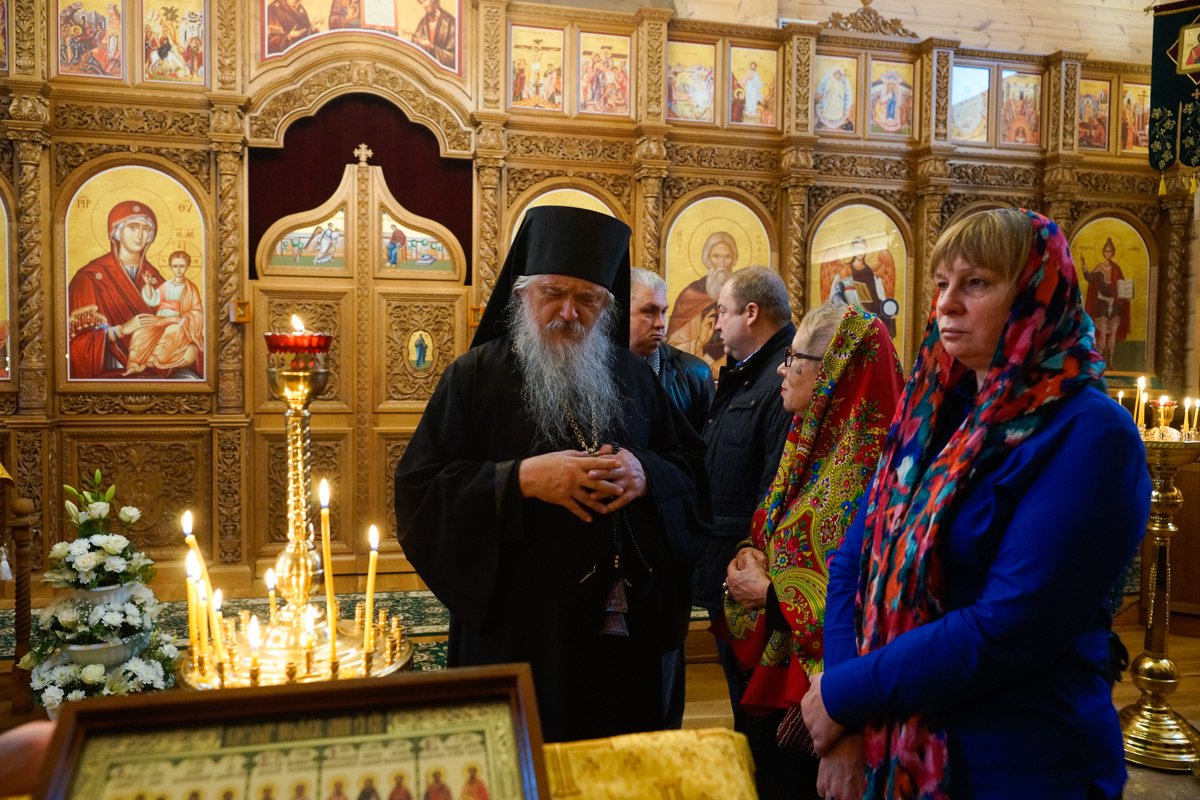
[1120,404,1200,770]
[182,323,411,688]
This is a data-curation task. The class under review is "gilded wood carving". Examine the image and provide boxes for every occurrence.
[0,0,1178,591]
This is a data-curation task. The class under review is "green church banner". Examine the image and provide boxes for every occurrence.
[1151,0,1200,171]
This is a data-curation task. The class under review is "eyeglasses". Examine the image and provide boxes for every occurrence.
[784,347,823,368]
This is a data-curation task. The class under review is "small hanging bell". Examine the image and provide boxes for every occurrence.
[600,612,630,636]
[604,579,628,613]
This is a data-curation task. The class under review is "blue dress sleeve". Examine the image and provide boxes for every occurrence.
[824,494,867,671]
[821,407,1149,726]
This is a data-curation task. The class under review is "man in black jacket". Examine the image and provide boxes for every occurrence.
[629,266,715,728]
[629,268,715,434]
[695,266,794,694]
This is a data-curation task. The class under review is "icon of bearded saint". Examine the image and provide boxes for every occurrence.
[819,236,898,336]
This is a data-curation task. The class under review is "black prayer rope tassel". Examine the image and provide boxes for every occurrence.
[598,511,653,637]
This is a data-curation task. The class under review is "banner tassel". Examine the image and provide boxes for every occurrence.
[1191,173,1197,194]
[1159,173,1167,195]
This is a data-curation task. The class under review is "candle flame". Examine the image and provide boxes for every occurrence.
[249,615,261,654]
[186,550,200,580]
[292,315,305,333]
[182,510,193,537]
[1139,376,1146,389]
[1161,395,1169,406]
[369,525,379,551]
[1118,391,1124,403]
[265,568,276,591]
[212,588,223,613]
[319,478,330,508]
[1143,392,1149,403]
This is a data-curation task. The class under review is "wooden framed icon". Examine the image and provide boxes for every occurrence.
[36,665,549,800]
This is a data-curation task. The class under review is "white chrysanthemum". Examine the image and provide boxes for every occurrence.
[124,658,154,686]
[73,552,100,572]
[88,502,110,519]
[123,602,140,618]
[41,686,64,708]
[101,609,124,627]
[68,539,91,557]
[88,605,107,625]
[50,665,75,685]
[145,601,162,620]
[100,534,129,554]
[130,584,153,601]
[56,606,79,626]
[30,667,46,691]
[118,507,141,524]
[81,663,106,684]
[104,555,128,573]
[160,643,179,659]
[77,570,96,584]
[38,605,56,629]
[67,690,86,701]
[50,541,70,560]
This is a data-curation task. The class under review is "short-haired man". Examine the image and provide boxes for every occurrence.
[395,206,711,742]
[694,265,795,695]
[629,267,714,434]
[629,266,715,728]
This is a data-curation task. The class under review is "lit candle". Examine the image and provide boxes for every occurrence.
[249,615,261,686]
[364,526,379,652]
[318,479,337,661]
[196,580,211,671]
[1187,398,1194,433]
[1137,377,1147,427]
[210,588,228,665]
[1118,390,1124,414]
[185,551,200,668]
[1141,392,1149,429]
[181,510,221,647]
[265,568,278,625]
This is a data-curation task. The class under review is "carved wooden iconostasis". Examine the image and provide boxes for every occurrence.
[0,0,1188,603]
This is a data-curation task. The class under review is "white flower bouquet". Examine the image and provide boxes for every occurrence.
[23,631,179,711]
[46,470,155,590]
[34,584,162,647]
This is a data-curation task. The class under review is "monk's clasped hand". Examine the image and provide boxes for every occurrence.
[517,447,633,523]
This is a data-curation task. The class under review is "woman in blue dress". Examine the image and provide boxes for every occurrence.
[801,208,1149,800]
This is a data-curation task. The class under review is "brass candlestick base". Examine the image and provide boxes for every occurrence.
[1120,439,1200,770]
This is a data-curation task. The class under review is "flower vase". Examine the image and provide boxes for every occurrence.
[64,629,152,668]
[73,582,137,607]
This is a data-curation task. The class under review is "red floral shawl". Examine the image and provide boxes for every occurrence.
[718,306,903,714]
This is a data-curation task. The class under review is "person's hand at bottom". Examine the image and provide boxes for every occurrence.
[816,732,866,800]
[800,672,845,756]
[0,720,55,796]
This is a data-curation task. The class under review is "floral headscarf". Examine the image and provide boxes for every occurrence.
[719,305,903,715]
[856,210,1106,799]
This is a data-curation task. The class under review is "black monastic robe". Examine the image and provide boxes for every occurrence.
[395,336,711,742]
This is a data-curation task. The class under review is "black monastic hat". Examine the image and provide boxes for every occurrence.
[471,205,632,349]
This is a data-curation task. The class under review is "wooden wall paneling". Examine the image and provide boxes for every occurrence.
[62,426,214,575]
[375,428,416,570]
[373,287,467,414]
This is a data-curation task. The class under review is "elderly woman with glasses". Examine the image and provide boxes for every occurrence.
[802,209,1150,800]
[716,301,903,800]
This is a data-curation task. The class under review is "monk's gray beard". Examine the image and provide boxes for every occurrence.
[508,292,624,448]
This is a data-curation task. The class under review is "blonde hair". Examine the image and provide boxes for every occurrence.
[929,208,1034,285]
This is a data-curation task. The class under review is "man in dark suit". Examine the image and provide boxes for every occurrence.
[629,266,714,728]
